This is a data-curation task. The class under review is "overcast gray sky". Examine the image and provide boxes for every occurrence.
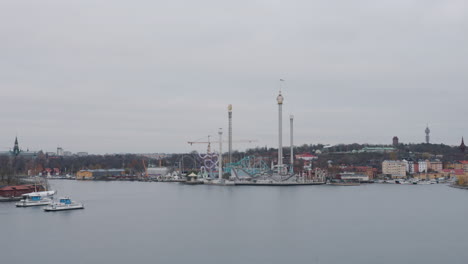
[1,0,467,154]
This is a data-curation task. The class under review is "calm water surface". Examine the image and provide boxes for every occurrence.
[1,180,468,264]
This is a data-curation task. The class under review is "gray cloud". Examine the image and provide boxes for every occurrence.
[1,0,467,153]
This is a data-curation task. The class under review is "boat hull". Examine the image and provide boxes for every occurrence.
[181,181,204,185]
[16,200,52,207]
[44,204,84,211]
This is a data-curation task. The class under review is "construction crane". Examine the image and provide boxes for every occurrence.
[187,136,258,153]
[188,135,215,153]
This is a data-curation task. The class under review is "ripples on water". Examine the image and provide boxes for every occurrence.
[1,181,468,264]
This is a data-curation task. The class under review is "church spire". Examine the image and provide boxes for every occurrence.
[460,137,466,153]
[13,136,20,156]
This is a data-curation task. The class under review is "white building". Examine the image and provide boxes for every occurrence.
[403,159,416,174]
[418,160,428,173]
[340,172,369,182]
[147,167,168,177]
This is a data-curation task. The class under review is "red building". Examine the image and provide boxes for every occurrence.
[0,185,42,198]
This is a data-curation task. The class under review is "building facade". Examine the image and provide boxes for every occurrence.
[76,169,125,180]
[57,147,64,156]
[418,160,428,173]
[429,160,443,172]
[382,160,407,178]
[461,161,468,172]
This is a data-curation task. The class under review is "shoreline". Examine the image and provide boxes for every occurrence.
[449,184,468,190]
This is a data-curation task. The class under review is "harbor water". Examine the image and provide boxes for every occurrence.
[1,180,468,264]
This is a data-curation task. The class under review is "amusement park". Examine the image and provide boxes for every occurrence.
[178,83,326,186]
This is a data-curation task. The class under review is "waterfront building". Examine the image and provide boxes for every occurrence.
[402,159,409,172]
[413,162,419,174]
[76,170,93,180]
[338,172,369,182]
[413,172,445,180]
[418,160,428,173]
[76,169,125,180]
[445,162,463,170]
[441,169,465,178]
[356,166,377,179]
[429,160,443,172]
[0,185,42,197]
[403,159,418,174]
[382,160,406,178]
[336,165,376,179]
[147,166,168,177]
[461,161,468,172]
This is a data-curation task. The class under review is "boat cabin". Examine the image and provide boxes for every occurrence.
[59,198,72,204]
[21,193,42,201]
[29,195,42,201]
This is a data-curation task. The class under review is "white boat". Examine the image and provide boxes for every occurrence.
[23,190,56,197]
[417,181,431,185]
[16,191,56,207]
[43,197,84,212]
[394,179,412,184]
[208,179,235,186]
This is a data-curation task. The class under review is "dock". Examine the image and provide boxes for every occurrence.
[234,181,325,186]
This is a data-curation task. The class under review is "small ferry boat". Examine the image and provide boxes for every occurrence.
[43,197,84,212]
[16,191,56,207]
[207,179,235,186]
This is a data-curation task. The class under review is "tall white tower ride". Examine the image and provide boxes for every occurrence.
[218,128,223,179]
[277,87,284,174]
[290,115,294,175]
[228,104,233,164]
